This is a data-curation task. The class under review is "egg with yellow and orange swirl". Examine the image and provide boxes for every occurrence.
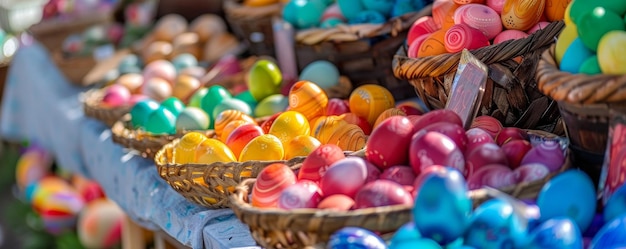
[288,81,329,121]
[325,123,368,152]
[269,111,311,145]
[213,110,257,139]
[311,116,349,144]
[501,0,545,31]
[349,84,396,126]
[252,163,296,208]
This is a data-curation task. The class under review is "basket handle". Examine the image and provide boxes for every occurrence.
[234,178,256,203]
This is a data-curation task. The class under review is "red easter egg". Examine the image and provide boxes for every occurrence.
[320,157,368,198]
[340,113,372,135]
[364,160,382,183]
[433,0,461,29]
[466,164,509,189]
[444,23,490,53]
[501,139,533,169]
[412,109,463,134]
[317,194,355,211]
[326,98,351,116]
[409,131,465,175]
[496,127,528,145]
[407,16,440,45]
[465,143,509,177]
[486,0,506,14]
[380,165,417,186]
[513,163,550,183]
[422,122,469,152]
[493,29,529,44]
[396,103,425,116]
[366,116,414,170]
[408,34,431,58]
[278,180,323,209]
[418,29,448,58]
[298,144,346,182]
[321,3,346,21]
[260,112,282,134]
[470,116,503,139]
[252,163,297,208]
[465,128,496,153]
[226,124,265,158]
[354,180,413,209]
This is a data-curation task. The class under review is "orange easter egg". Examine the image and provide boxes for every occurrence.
[195,138,237,165]
[326,123,367,152]
[239,134,285,161]
[348,84,396,125]
[220,120,254,142]
[251,163,296,208]
[269,111,311,145]
[214,110,256,139]
[288,81,329,120]
[501,0,545,31]
[544,0,571,22]
[418,29,448,57]
[373,108,407,129]
[174,132,207,164]
[226,124,265,158]
[433,0,461,29]
[285,135,322,159]
[311,116,349,143]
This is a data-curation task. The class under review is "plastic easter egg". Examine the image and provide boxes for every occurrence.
[527,217,583,249]
[579,55,602,75]
[247,59,282,102]
[284,135,321,159]
[390,222,422,246]
[409,34,432,58]
[598,30,626,74]
[413,166,471,245]
[278,180,322,209]
[212,98,253,118]
[361,0,394,16]
[115,73,143,94]
[299,60,340,90]
[225,123,264,158]
[173,74,201,101]
[537,170,596,232]
[101,84,131,107]
[77,199,125,249]
[15,151,52,190]
[577,7,625,51]
[349,84,395,125]
[174,132,207,164]
[337,0,365,20]
[160,97,185,117]
[239,134,284,161]
[433,0,461,29]
[349,10,387,24]
[299,144,346,182]
[391,239,443,249]
[142,77,172,102]
[292,0,326,29]
[200,85,232,124]
[604,184,626,223]
[487,0,506,14]
[289,81,329,120]
[144,107,176,134]
[340,113,373,135]
[195,138,237,164]
[544,0,571,21]
[326,98,351,116]
[501,0,545,31]
[444,23,490,53]
[235,90,259,111]
[520,140,565,172]
[569,0,626,25]
[213,110,256,139]
[268,111,311,145]
[172,53,198,72]
[418,29,448,57]
[327,227,387,249]
[366,116,414,169]
[317,194,355,210]
[411,109,463,132]
[143,60,176,84]
[354,179,413,208]
[560,38,594,74]
[130,99,160,128]
[252,163,296,208]
[589,214,626,249]
[311,116,347,142]
[188,88,208,108]
[493,29,529,44]
[501,140,533,169]
[254,94,288,118]
[373,108,407,129]
[465,199,527,248]
[555,24,578,64]
[325,123,368,151]
[410,131,466,175]
[454,4,502,39]
[175,107,210,131]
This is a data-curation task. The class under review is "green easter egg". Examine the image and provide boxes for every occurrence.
[130,99,160,129]
[161,97,186,116]
[234,90,258,110]
[145,107,177,135]
[200,85,232,128]
[254,94,289,118]
[247,60,282,102]
[212,98,253,118]
[579,56,602,75]
[577,7,625,51]
[189,88,208,108]
[598,30,626,74]
[175,107,210,131]
[570,0,626,25]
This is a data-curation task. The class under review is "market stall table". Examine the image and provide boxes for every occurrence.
[0,41,258,249]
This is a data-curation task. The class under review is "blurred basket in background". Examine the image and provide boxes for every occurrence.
[28,11,111,53]
[0,0,47,34]
[223,0,282,57]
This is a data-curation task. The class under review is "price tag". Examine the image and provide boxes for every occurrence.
[445,50,488,130]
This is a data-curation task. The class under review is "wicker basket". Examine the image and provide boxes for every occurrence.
[393,21,566,134]
[29,11,112,53]
[52,51,99,86]
[230,130,570,249]
[155,139,307,209]
[293,6,433,101]
[223,0,282,57]
[82,89,132,127]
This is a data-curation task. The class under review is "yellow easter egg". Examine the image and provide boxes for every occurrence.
[195,138,237,164]
[598,30,626,74]
[220,120,253,142]
[214,110,256,139]
[349,84,396,125]
[501,0,546,31]
[269,111,311,145]
[564,1,573,25]
[239,134,284,161]
[174,132,207,164]
[311,115,349,144]
[288,81,329,121]
[326,123,368,152]
[555,24,578,64]
[284,135,322,159]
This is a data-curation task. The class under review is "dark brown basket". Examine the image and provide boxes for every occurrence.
[393,21,565,134]
[82,89,132,127]
[230,130,570,249]
[223,0,282,57]
[293,6,433,101]
[155,139,306,209]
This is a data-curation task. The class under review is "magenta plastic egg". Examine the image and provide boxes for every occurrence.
[366,116,414,170]
[407,16,440,46]
[354,180,413,209]
[298,144,345,183]
[465,143,509,177]
[380,165,416,186]
[252,163,296,208]
[364,160,382,183]
[453,4,502,39]
[101,85,131,107]
[409,131,465,175]
[422,122,468,152]
[486,0,506,13]
[278,180,323,209]
[482,166,517,189]
[520,140,565,172]
[465,128,496,153]
[513,163,550,183]
[143,60,176,84]
[466,164,510,190]
[320,157,368,198]
[411,109,463,133]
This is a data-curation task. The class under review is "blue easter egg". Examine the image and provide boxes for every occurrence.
[321,18,345,28]
[327,227,386,249]
[172,53,198,72]
[293,0,327,29]
[527,217,583,249]
[337,0,366,20]
[560,38,594,74]
[362,0,395,17]
[589,214,626,249]
[130,99,160,128]
[604,183,626,223]
[390,222,421,246]
[349,10,387,25]
[413,167,471,245]
[464,199,528,249]
[299,60,341,90]
[583,214,605,238]
[390,238,442,249]
[536,169,597,232]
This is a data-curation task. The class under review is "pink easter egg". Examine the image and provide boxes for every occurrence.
[143,60,176,84]
[278,180,323,209]
[380,165,416,186]
[466,164,509,189]
[482,166,517,189]
[366,116,414,170]
[363,160,382,183]
[465,142,509,177]
[493,30,529,44]
[465,128,496,153]
[486,0,506,14]
[141,77,172,102]
[252,163,297,208]
[407,16,440,46]
[298,144,346,183]
[409,131,465,175]
[519,140,565,172]
[102,85,131,107]
[422,122,469,153]
[513,163,550,183]
[453,4,502,39]
[527,21,550,35]
[320,157,368,198]
[444,23,490,53]
[408,34,430,58]
[354,180,413,209]
[322,3,346,22]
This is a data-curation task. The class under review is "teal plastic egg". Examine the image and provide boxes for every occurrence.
[465,199,528,249]
[299,60,340,90]
[579,55,602,75]
[200,85,232,127]
[247,60,282,102]
[255,94,289,118]
[560,38,594,74]
[212,98,253,118]
[130,99,160,128]
[390,222,421,246]
[577,7,625,51]
[189,88,208,108]
[349,10,387,25]
[391,238,442,249]
[338,0,366,20]
[292,0,327,29]
[161,97,185,117]
[283,1,299,27]
[171,53,198,72]
[362,0,395,17]
[234,90,258,111]
[144,107,176,134]
[320,18,344,28]
[175,107,210,131]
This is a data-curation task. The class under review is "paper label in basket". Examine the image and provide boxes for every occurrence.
[599,109,626,205]
[445,49,488,130]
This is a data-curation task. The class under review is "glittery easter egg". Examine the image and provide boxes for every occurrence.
[454,4,503,39]
[175,107,211,131]
[326,123,368,151]
[239,134,285,161]
[373,108,407,129]
[444,23,490,53]
[252,163,296,208]
[225,123,265,158]
[298,144,346,182]
[268,111,311,145]
[418,29,448,57]
[288,81,329,121]
[174,132,207,164]
[501,0,545,31]
[433,0,461,29]
[493,29,529,44]
[544,0,571,21]
[278,180,323,209]
[195,138,237,164]
[213,110,256,139]
[597,30,626,74]
[284,135,321,159]
[144,107,177,135]
[349,84,396,125]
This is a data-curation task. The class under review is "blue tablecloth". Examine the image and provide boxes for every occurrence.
[0,42,258,249]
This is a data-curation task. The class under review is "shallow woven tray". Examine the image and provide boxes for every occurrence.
[230,130,570,248]
[393,21,565,133]
[223,0,282,57]
[53,51,98,86]
[83,89,132,127]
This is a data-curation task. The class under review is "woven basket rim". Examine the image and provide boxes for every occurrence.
[393,21,565,80]
[82,88,133,126]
